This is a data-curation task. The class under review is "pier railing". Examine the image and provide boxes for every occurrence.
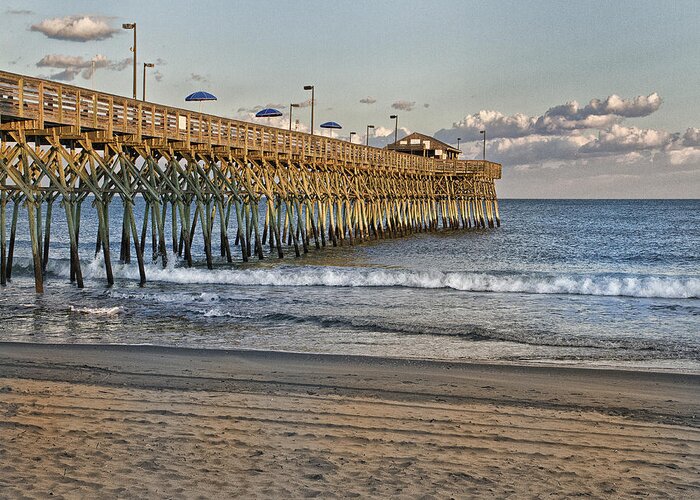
[0,70,500,179]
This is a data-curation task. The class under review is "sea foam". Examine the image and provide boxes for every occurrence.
[54,258,700,300]
[69,305,124,316]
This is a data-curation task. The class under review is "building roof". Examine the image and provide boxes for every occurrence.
[385,132,460,153]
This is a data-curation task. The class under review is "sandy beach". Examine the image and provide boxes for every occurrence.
[0,342,698,498]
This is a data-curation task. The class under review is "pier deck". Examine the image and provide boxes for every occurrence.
[0,70,501,292]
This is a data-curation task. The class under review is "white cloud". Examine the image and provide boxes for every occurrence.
[429,91,700,173]
[31,16,118,42]
[359,96,376,104]
[37,54,88,68]
[432,93,697,198]
[543,93,661,121]
[391,100,416,111]
[681,127,700,147]
[534,112,620,135]
[435,92,663,144]
[6,8,33,15]
[612,151,646,165]
[579,125,671,154]
[231,109,310,134]
[589,92,662,118]
[467,126,679,166]
[436,110,536,144]
[190,73,209,84]
[36,53,131,81]
[535,93,661,134]
[485,134,591,166]
[236,103,286,114]
[450,120,700,177]
[46,69,81,81]
[373,126,394,138]
[368,126,411,148]
[347,131,369,144]
[666,147,700,165]
[106,58,130,72]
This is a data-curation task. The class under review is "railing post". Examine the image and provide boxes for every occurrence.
[93,93,98,128]
[57,86,63,122]
[38,81,44,127]
[76,90,81,130]
[18,78,24,118]
[122,98,127,131]
[137,102,143,139]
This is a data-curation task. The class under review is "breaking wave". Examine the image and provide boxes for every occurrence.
[69,305,124,316]
[49,258,700,299]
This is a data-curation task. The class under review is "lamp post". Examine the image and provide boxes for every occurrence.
[289,103,300,131]
[479,130,486,161]
[457,137,461,158]
[349,131,356,143]
[389,114,398,145]
[303,85,314,135]
[366,124,374,146]
[142,62,154,101]
[122,23,137,99]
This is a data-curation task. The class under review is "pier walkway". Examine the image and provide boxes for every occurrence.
[0,70,501,292]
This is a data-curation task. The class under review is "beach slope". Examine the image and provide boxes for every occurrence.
[0,343,698,498]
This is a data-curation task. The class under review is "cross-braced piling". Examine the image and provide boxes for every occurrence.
[0,71,501,292]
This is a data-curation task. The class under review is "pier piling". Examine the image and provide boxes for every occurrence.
[0,70,501,291]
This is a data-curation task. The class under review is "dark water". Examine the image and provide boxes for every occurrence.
[1,199,698,371]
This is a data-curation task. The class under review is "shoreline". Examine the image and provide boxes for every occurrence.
[1,341,698,497]
[2,341,699,426]
[2,339,699,376]
[4,339,700,377]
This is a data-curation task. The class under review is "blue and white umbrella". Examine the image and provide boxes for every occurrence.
[255,108,283,118]
[320,121,342,138]
[185,91,217,102]
[185,91,217,113]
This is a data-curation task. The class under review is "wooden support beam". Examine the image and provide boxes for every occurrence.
[0,192,6,286]
[26,201,43,292]
[0,69,503,292]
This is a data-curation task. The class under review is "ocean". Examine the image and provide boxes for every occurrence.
[1,199,698,372]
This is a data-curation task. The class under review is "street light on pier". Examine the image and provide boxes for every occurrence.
[457,137,461,158]
[289,103,300,131]
[479,130,486,161]
[142,62,154,101]
[349,131,356,143]
[122,23,137,99]
[303,85,314,134]
[389,114,398,144]
[366,124,375,146]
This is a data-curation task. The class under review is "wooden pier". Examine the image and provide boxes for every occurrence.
[0,70,501,292]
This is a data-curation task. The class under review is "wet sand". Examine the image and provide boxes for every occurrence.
[0,342,698,498]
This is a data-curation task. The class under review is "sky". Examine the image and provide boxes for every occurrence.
[1,0,699,198]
